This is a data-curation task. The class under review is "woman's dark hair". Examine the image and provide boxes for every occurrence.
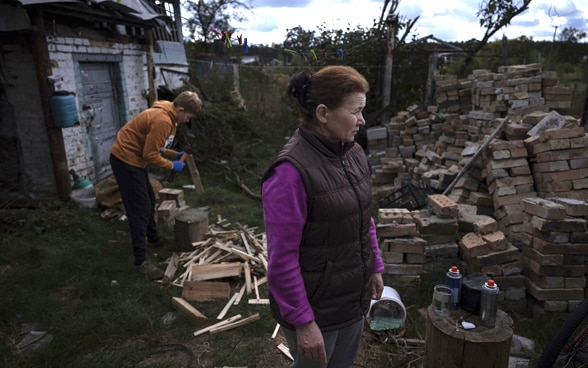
[287,65,369,125]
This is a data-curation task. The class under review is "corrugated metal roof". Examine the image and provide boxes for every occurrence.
[17,0,164,22]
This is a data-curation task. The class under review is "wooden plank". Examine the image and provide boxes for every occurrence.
[181,281,231,302]
[189,262,242,281]
[162,252,179,284]
[171,297,207,326]
[209,313,260,334]
[185,154,204,194]
[193,314,242,337]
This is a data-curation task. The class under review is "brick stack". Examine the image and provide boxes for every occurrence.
[471,69,508,114]
[366,126,388,155]
[525,124,588,202]
[457,209,527,312]
[521,197,588,311]
[434,74,461,113]
[483,138,537,243]
[485,139,537,242]
[542,70,574,110]
[377,208,425,287]
[416,195,460,261]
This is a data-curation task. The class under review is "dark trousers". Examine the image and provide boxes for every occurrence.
[282,319,364,368]
[109,153,159,266]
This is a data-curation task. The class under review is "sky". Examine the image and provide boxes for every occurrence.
[228,0,587,47]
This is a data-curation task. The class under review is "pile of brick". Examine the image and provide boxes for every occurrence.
[376,195,462,287]
[525,122,588,199]
[369,62,587,312]
[434,63,573,117]
[483,139,537,242]
[521,197,588,311]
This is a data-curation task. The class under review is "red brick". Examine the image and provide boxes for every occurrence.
[459,232,490,257]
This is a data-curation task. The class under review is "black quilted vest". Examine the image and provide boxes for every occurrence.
[263,126,374,332]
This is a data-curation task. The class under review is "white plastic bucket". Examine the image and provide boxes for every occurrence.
[366,286,406,331]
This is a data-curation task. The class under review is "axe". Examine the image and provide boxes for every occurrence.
[167,152,188,182]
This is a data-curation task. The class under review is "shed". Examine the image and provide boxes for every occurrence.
[0,0,188,206]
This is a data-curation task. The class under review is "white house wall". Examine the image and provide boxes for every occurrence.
[47,35,149,185]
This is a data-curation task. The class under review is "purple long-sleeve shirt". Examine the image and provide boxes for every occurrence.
[262,161,385,327]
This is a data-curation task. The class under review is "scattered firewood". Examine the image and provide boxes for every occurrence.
[193,314,242,337]
[164,217,270,336]
[209,313,260,334]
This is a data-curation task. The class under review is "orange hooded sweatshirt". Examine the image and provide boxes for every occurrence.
[110,100,179,170]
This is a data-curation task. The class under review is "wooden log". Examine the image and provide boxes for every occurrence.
[424,305,513,368]
[181,280,231,302]
[171,297,207,326]
[174,208,209,251]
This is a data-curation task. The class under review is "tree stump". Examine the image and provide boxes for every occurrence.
[424,305,513,368]
[174,208,208,251]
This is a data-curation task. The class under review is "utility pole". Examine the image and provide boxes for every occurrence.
[382,9,397,126]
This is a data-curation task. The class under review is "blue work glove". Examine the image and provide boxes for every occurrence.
[172,160,185,172]
[176,151,184,160]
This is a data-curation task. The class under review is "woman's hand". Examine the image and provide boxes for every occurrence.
[295,321,327,363]
[372,272,384,300]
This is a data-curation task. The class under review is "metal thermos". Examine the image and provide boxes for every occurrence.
[446,266,462,309]
[480,279,499,327]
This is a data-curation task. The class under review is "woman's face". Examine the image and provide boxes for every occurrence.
[316,92,366,143]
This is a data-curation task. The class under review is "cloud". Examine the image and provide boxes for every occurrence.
[252,0,312,8]
[233,0,586,46]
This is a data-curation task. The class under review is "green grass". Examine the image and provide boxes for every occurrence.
[0,173,273,368]
[0,167,580,368]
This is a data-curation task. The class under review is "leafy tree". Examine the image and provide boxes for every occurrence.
[458,0,532,76]
[559,27,587,43]
[184,0,252,44]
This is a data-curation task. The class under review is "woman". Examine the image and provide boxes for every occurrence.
[262,65,385,367]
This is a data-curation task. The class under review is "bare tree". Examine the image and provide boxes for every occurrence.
[184,0,252,44]
[459,0,532,76]
[559,27,587,43]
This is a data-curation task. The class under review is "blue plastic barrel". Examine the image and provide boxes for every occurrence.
[50,92,79,128]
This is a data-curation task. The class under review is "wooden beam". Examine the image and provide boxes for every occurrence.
[185,154,204,194]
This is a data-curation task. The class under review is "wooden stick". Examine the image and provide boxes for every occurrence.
[216,291,239,320]
[271,323,280,339]
[193,314,242,337]
[277,343,293,361]
[233,282,247,305]
[209,313,260,334]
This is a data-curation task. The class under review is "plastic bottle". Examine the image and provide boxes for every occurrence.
[480,279,499,327]
[446,265,462,309]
